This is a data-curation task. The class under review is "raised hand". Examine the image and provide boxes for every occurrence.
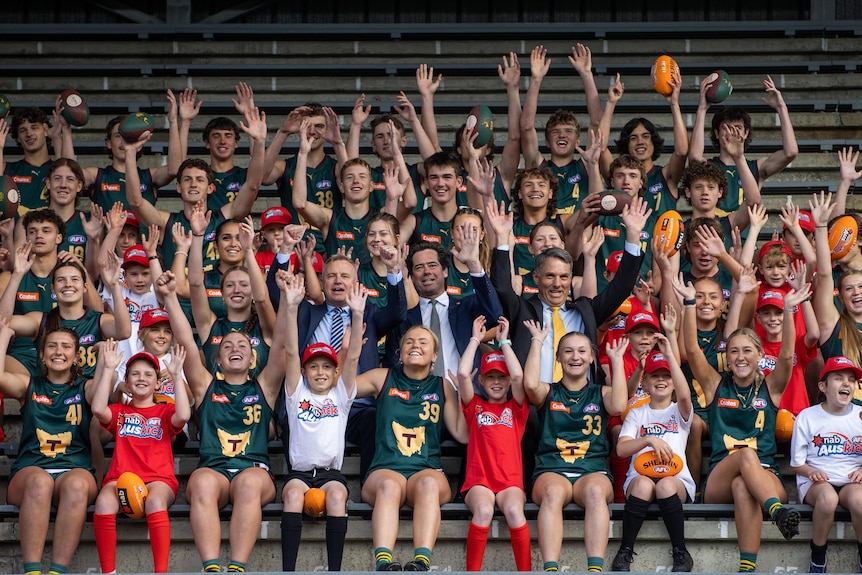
[298,118,314,155]
[838,147,862,182]
[383,164,407,202]
[666,67,682,106]
[142,224,161,257]
[393,91,419,124]
[692,224,728,258]
[178,87,202,123]
[466,157,496,200]
[232,82,255,115]
[416,64,443,96]
[498,52,521,88]
[784,283,813,310]
[778,201,800,232]
[581,225,605,259]
[105,202,127,232]
[496,316,510,342]
[172,221,192,253]
[166,344,186,380]
[100,251,122,286]
[523,319,549,341]
[808,191,833,227]
[605,336,629,364]
[746,204,769,231]
[484,199,512,240]
[101,338,124,371]
[761,74,787,111]
[671,273,696,301]
[471,314,487,341]
[736,264,761,296]
[568,43,592,75]
[576,128,604,166]
[608,73,625,104]
[351,93,371,126]
[280,105,310,135]
[620,195,653,242]
[530,45,551,80]
[81,203,105,240]
[13,242,34,274]
[240,106,267,142]
[660,304,678,334]
[321,106,343,145]
[189,200,211,236]
[451,221,481,268]
[346,281,368,315]
[238,216,256,252]
[154,270,178,297]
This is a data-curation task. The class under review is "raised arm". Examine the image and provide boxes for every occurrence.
[724,264,760,338]
[239,217,277,341]
[416,64,443,152]
[98,252,133,340]
[222,106,267,220]
[394,91,438,160]
[497,52,522,190]
[767,285,811,401]
[346,93,371,160]
[757,75,798,181]
[663,69,688,193]
[123,134,169,230]
[0,317,33,400]
[597,74,624,180]
[341,280,367,398]
[496,317,524,405]
[91,338,123,425]
[687,76,712,164]
[674,273,722,402]
[187,202,216,340]
[727,131,762,231]
[603,337,631,416]
[523,319,551,406]
[737,204,769,267]
[834,147,861,218]
[282,273,305,397]
[810,192,840,342]
[292,118,331,232]
[779,202,816,277]
[520,45,549,169]
[166,344,191,428]
[153,88,200,187]
[457,315,485,407]
[789,260,819,348]
[569,43,603,131]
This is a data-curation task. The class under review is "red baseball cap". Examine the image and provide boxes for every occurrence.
[819,356,862,382]
[480,351,510,376]
[122,244,149,268]
[757,240,792,262]
[756,289,785,311]
[783,209,815,234]
[606,251,624,274]
[122,210,140,228]
[126,350,160,372]
[644,350,670,374]
[261,206,292,229]
[302,342,338,366]
[625,310,660,334]
[140,308,170,329]
[289,252,324,274]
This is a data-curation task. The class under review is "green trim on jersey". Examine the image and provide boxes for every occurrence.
[325,208,370,263]
[59,210,89,264]
[278,155,341,254]
[541,158,589,216]
[202,318,269,380]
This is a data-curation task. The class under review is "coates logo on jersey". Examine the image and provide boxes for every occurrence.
[227,181,242,192]
[388,388,409,401]
[752,397,767,410]
[242,395,259,405]
[31,393,52,404]
[583,403,600,414]
[79,334,96,345]
[316,180,332,190]
[567,174,581,184]
[812,432,862,457]
[298,398,339,422]
[476,407,514,428]
[117,413,164,440]
[67,235,86,245]
[64,393,83,406]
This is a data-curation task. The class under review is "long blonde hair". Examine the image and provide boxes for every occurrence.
[726,327,766,393]
[837,270,862,366]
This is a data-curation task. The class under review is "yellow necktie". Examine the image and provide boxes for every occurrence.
[551,305,566,382]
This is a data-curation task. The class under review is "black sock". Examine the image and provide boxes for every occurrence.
[281,511,303,571]
[657,494,686,549]
[620,496,651,550]
[810,541,828,565]
[326,516,349,571]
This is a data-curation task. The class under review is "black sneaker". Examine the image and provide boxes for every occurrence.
[376,562,402,571]
[404,560,429,571]
[773,507,800,540]
[671,546,693,572]
[611,547,635,571]
[808,557,827,573]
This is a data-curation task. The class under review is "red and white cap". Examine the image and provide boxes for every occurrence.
[644,350,670,374]
[783,210,815,234]
[122,210,140,228]
[122,244,149,268]
[480,351,510,376]
[606,251,624,274]
[756,289,785,311]
[819,356,862,382]
[126,350,160,372]
[261,206,292,229]
[140,308,170,329]
[625,310,660,333]
[302,342,338,366]
[757,240,792,262]
[290,252,324,274]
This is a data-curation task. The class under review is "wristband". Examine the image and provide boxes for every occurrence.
[148,255,159,261]
[174,252,188,258]
[498,339,512,347]
[815,225,827,229]
[531,336,544,344]
[683,298,696,306]
[469,337,481,345]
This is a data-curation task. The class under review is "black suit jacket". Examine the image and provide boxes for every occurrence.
[384,272,504,370]
[490,247,644,385]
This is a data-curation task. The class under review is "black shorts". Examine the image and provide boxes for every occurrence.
[288,468,348,490]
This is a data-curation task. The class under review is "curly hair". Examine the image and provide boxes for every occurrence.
[710,106,752,150]
[615,117,665,160]
[680,161,728,201]
[511,167,558,220]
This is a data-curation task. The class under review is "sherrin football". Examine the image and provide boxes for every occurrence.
[775,408,795,443]
[597,191,634,216]
[116,471,148,519]
[0,175,21,221]
[704,70,733,104]
[633,451,684,478]
[651,55,679,97]
[59,89,89,127]
[303,487,326,518]
[828,215,858,261]
[653,210,685,257]
[0,94,10,120]
[119,112,155,143]
[465,105,494,148]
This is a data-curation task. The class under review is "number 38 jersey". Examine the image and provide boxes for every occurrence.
[39,309,104,380]
[277,154,341,255]
[367,367,445,479]
[535,382,610,478]
[12,376,92,476]
[197,378,273,472]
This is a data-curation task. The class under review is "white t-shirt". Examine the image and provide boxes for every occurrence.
[791,403,862,502]
[101,283,159,363]
[284,376,356,472]
[619,401,696,501]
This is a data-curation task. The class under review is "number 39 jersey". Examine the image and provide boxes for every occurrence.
[367,367,445,479]
[12,376,92,475]
[535,382,610,477]
[197,378,273,472]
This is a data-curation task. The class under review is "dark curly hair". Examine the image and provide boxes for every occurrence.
[615,118,665,161]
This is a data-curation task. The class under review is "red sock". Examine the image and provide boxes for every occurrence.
[610,455,629,503]
[147,510,171,573]
[466,523,490,571]
[93,513,117,573]
[509,522,532,571]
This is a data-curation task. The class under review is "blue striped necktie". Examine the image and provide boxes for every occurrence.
[330,308,345,352]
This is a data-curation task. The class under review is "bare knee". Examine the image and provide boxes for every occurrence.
[324,484,348,514]
[655,478,681,500]
[470,499,495,525]
[283,485,306,510]
[627,476,656,501]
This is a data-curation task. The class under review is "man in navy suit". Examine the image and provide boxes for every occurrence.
[386,223,504,384]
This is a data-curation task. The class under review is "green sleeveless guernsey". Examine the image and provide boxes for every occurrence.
[367,368,445,479]
[325,208,370,263]
[59,210,89,263]
[8,271,56,373]
[534,382,610,478]
[542,158,589,217]
[411,209,452,250]
[202,268,227,320]
[644,165,678,215]
[90,166,157,213]
[713,157,760,214]
[512,217,561,277]
[197,378,273,472]
[446,258,475,300]
[211,166,247,211]
[162,209,225,273]
[707,372,778,471]
[358,263,389,307]
[5,159,50,213]
[51,309,103,379]
[12,376,92,476]
[681,328,727,422]
[278,154,341,254]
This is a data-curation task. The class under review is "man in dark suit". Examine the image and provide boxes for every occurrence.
[385,225,504,378]
[490,196,651,488]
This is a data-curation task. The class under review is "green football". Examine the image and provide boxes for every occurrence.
[0,175,21,220]
[705,70,733,104]
[119,112,155,143]
[466,104,494,148]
